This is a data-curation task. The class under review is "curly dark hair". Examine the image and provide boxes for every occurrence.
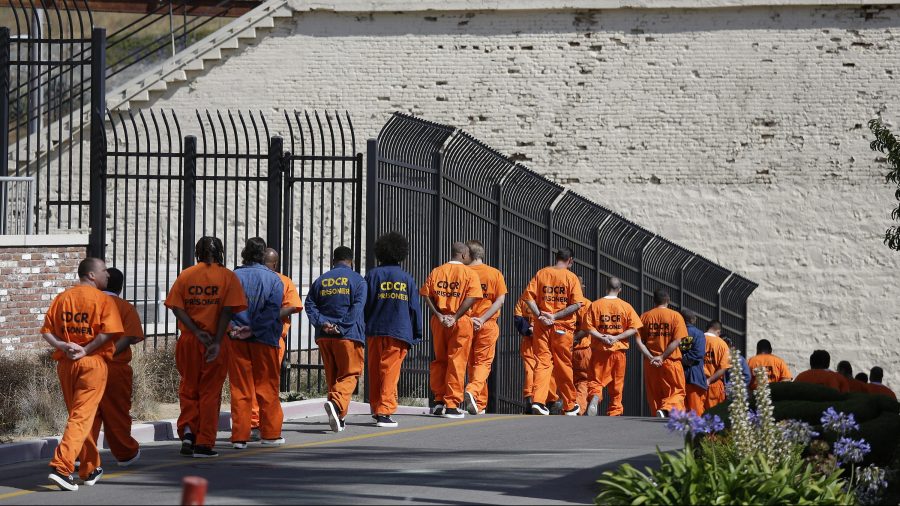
[195,236,225,265]
[241,237,267,265]
[374,231,409,265]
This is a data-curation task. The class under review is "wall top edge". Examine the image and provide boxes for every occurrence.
[0,234,90,248]
[290,0,900,12]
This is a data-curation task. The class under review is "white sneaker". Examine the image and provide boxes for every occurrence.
[82,467,103,486]
[656,409,669,419]
[324,401,343,433]
[464,391,479,415]
[531,403,550,416]
[48,471,78,491]
[431,403,446,416]
[443,407,466,419]
[564,404,581,416]
[232,441,248,449]
[261,437,285,446]
[586,395,601,416]
[118,449,141,467]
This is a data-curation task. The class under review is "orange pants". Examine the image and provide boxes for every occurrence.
[229,339,284,442]
[175,333,229,447]
[319,337,364,419]
[466,321,500,411]
[90,361,139,462]
[533,322,576,411]
[367,336,409,416]
[705,380,726,411]
[573,341,593,415]
[644,358,686,414]
[251,335,287,429]
[430,315,474,409]
[685,384,707,416]
[520,336,558,402]
[50,356,107,478]
[589,346,628,416]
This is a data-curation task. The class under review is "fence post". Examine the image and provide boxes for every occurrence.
[0,28,9,235]
[181,136,197,270]
[432,151,443,266]
[545,208,554,264]
[365,139,378,272]
[88,28,107,258]
[267,136,284,253]
[485,183,503,414]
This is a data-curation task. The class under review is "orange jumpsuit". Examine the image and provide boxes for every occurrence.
[794,369,850,393]
[420,261,482,409]
[516,299,557,402]
[638,307,688,413]
[90,293,145,462]
[523,266,584,411]
[572,300,595,414]
[583,296,642,416]
[747,353,792,390]
[703,333,731,410]
[251,272,302,430]
[465,263,508,412]
[165,263,247,448]
[42,285,123,479]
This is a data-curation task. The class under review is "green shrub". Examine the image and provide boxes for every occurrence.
[856,412,900,466]
[596,448,853,505]
[770,382,845,403]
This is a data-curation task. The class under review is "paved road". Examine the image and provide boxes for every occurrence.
[0,411,680,505]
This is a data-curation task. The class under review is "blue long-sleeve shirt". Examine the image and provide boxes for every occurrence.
[726,352,753,393]
[231,263,284,348]
[305,264,367,344]
[364,264,422,347]
[681,324,708,390]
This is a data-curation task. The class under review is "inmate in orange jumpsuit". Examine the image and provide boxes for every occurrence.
[42,285,123,479]
[794,369,850,393]
[465,263,508,413]
[420,261,482,409]
[90,293,145,462]
[638,307,688,413]
[572,300,594,415]
[747,353,792,390]
[516,299,559,404]
[523,266,584,411]
[702,333,731,410]
[583,296,642,416]
[251,272,302,430]
[165,263,247,449]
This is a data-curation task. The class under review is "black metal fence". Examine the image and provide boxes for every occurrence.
[368,112,758,416]
[101,108,361,397]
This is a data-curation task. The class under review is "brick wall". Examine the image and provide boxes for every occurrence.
[0,237,87,352]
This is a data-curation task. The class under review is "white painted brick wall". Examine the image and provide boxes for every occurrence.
[127,5,900,387]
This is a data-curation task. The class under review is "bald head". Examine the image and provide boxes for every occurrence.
[450,242,470,262]
[77,257,109,290]
[263,248,280,271]
[607,277,622,295]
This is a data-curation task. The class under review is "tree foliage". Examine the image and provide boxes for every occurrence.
[868,118,900,251]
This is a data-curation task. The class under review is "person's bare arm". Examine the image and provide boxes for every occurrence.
[552,302,582,320]
[478,294,506,321]
[526,300,541,318]
[423,297,444,318]
[172,308,211,342]
[82,333,113,356]
[42,332,71,353]
[659,338,682,361]
[279,307,298,319]
[635,335,655,361]
[113,336,142,356]
[710,368,728,383]
[612,329,637,341]
[452,297,479,322]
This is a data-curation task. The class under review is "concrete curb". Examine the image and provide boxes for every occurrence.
[0,399,428,467]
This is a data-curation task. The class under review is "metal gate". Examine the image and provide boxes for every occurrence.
[368,112,758,415]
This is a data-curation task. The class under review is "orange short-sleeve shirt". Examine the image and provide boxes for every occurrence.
[583,296,642,351]
[638,307,688,360]
[573,299,593,349]
[165,262,248,337]
[868,383,897,400]
[703,333,731,378]
[467,263,508,322]
[794,369,850,393]
[419,262,483,315]
[108,294,145,364]
[523,267,584,328]
[278,272,303,340]
[748,353,792,388]
[41,285,124,361]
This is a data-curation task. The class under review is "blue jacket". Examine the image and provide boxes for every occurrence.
[364,265,422,347]
[231,263,284,348]
[305,264,367,344]
[681,324,708,390]
[726,353,753,392]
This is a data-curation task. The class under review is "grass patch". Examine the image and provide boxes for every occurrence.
[0,351,67,441]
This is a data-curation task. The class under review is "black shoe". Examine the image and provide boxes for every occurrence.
[375,415,398,428]
[549,400,563,415]
[83,467,103,486]
[180,433,195,457]
[431,403,446,416]
[443,408,465,419]
[340,419,346,430]
[523,396,533,414]
[656,409,669,419]
[48,470,78,491]
[586,395,600,416]
[564,404,581,416]
[531,403,550,416]
[250,428,261,442]
[192,445,219,458]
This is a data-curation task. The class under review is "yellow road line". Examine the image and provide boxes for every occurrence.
[0,415,518,502]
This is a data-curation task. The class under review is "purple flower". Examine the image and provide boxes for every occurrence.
[747,410,760,426]
[667,409,723,436]
[779,419,819,445]
[833,437,871,465]
[821,407,859,436]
